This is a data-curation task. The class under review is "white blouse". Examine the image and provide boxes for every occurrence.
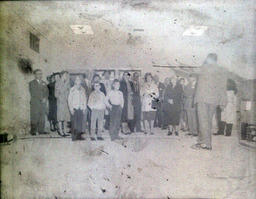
[68,86,87,111]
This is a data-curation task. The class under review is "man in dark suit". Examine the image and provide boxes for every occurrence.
[29,69,49,135]
[192,53,227,150]
[131,72,142,132]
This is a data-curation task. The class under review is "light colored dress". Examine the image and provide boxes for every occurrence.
[55,78,70,121]
[141,82,159,112]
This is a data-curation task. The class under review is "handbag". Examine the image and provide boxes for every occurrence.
[151,97,159,110]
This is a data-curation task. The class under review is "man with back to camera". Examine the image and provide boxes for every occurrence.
[192,53,227,150]
[29,69,49,135]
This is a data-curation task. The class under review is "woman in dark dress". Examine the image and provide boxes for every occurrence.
[47,75,58,131]
[163,76,182,136]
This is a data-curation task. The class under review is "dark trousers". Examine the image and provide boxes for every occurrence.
[154,102,163,128]
[87,107,91,133]
[131,100,142,132]
[71,109,84,141]
[218,121,233,136]
[241,122,248,140]
[109,105,122,140]
[30,103,46,134]
[186,108,198,135]
[82,109,88,133]
[197,103,216,148]
[104,114,110,130]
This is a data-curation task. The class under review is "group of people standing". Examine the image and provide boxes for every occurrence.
[29,53,237,149]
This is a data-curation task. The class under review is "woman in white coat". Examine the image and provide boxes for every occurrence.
[219,79,237,136]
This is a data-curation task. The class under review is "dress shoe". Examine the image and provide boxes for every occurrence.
[191,143,212,151]
[200,144,212,150]
[190,143,201,150]
[97,137,104,141]
[122,131,131,135]
[39,132,49,135]
[167,131,172,136]
[90,137,96,141]
[77,137,85,141]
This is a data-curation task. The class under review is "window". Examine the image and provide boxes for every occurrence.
[29,32,40,53]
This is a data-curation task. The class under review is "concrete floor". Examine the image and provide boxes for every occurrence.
[1,130,256,199]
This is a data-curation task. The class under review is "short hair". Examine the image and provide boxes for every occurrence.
[206,53,218,62]
[113,79,120,84]
[61,70,69,75]
[81,73,87,79]
[93,81,100,89]
[103,71,110,76]
[92,74,101,81]
[144,72,153,82]
[189,74,196,78]
[227,78,238,94]
[33,69,42,74]
[123,71,130,77]
[133,72,139,77]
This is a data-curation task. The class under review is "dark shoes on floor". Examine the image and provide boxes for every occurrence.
[122,131,132,135]
[167,131,179,136]
[39,132,50,135]
[72,137,85,141]
[97,137,104,141]
[191,143,212,151]
[111,135,123,141]
[167,131,172,136]
[30,132,36,136]
[213,133,222,136]
[72,134,85,141]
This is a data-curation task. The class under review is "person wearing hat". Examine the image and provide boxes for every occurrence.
[192,53,227,150]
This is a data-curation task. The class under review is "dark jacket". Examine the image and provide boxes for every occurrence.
[29,79,49,104]
[194,64,227,106]
[184,83,196,109]
[120,80,135,121]
[29,79,49,113]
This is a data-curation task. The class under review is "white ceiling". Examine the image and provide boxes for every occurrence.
[1,0,256,79]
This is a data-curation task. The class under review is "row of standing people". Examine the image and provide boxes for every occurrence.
[29,53,237,149]
[42,70,195,140]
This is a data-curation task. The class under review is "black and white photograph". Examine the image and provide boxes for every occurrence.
[0,0,255,198]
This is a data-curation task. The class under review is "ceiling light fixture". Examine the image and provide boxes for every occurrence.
[183,25,208,36]
[70,25,94,35]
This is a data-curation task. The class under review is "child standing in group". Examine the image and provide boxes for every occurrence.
[68,76,87,141]
[88,82,110,141]
[107,79,124,141]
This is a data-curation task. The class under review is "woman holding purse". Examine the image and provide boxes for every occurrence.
[141,73,159,135]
